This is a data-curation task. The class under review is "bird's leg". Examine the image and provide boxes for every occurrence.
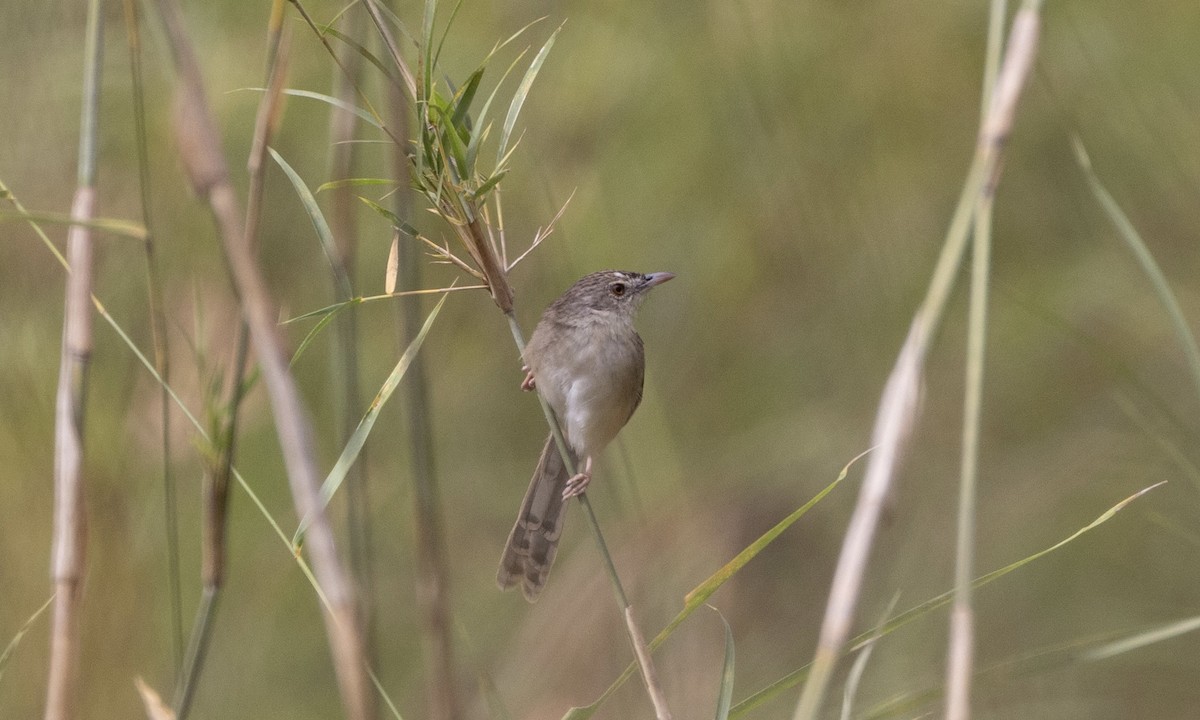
[563,455,593,499]
[520,363,536,392]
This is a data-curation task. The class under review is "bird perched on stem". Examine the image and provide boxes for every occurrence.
[497,270,675,601]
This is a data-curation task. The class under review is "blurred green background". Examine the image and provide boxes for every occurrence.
[3,0,1200,718]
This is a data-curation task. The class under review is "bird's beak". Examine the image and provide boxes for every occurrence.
[642,272,676,288]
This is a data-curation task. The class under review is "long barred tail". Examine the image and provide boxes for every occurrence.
[497,434,575,602]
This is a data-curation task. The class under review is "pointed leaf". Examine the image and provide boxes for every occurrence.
[315,177,399,193]
[498,23,563,166]
[714,609,736,720]
[322,26,399,85]
[268,147,353,300]
[293,290,450,544]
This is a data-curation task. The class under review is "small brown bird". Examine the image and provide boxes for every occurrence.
[497,270,675,601]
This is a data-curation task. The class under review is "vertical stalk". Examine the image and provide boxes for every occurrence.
[387,58,461,720]
[945,3,1006,719]
[45,2,103,719]
[328,6,375,683]
[122,0,183,676]
[152,1,374,717]
[791,4,1043,719]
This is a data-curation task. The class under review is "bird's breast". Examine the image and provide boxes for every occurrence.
[529,325,644,458]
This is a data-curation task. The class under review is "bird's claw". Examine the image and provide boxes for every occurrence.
[563,471,591,499]
[520,365,536,392]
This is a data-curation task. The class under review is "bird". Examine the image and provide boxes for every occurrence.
[497,270,675,602]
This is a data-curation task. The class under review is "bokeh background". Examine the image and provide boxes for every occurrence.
[3,1,1200,718]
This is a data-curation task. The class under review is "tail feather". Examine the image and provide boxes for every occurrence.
[497,435,575,602]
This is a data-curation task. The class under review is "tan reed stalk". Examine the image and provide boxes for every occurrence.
[45,3,103,718]
[150,1,374,717]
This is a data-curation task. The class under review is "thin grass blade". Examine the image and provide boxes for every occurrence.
[730,481,1166,718]
[293,290,450,546]
[239,88,383,129]
[1082,614,1200,662]
[322,25,399,84]
[1072,137,1200,405]
[0,594,55,684]
[316,177,399,193]
[714,608,736,720]
[0,210,146,240]
[289,303,349,368]
[268,147,353,299]
[563,451,862,719]
[497,23,562,166]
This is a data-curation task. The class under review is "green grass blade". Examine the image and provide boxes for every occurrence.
[1082,614,1200,662]
[714,608,736,720]
[450,66,484,137]
[841,594,899,720]
[367,0,416,48]
[289,302,349,368]
[315,177,398,193]
[0,594,55,684]
[465,48,526,174]
[239,88,383,129]
[431,0,464,78]
[420,0,437,103]
[1072,137,1200,405]
[471,169,507,200]
[322,25,399,84]
[497,22,562,166]
[0,209,146,240]
[268,147,353,300]
[357,196,422,237]
[729,481,1166,718]
[563,451,862,719]
[292,290,450,546]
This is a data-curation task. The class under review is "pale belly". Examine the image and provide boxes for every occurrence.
[533,336,642,458]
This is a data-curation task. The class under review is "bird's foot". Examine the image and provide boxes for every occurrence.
[563,456,594,499]
[563,471,591,498]
[520,364,536,392]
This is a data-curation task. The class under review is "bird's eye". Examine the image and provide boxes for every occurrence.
[610,282,627,297]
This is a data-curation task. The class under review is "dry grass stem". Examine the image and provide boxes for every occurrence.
[388,70,462,720]
[45,2,104,717]
[153,1,373,717]
[793,5,1043,719]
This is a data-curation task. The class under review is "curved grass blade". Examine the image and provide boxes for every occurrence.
[1073,137,1200,405]
[0,594,55,684]
[497,22,563,166]
[714,608,736,720]
[289,301,350,368]
[450,66,484,136]
[293,289,450,546]
[431,0,464,77]
[466,48,527,174]
[729,481,1167,718]
[315,177,399,193]
[268,147,352,299]
[358,196,421,237]
[322,25,399,85]
[562,450,863,720]
[420,0,437,103]
[841,594,900,720]
[238,87,384,130]
[283,286,485,327]
[1082,614,1200,662]
[863,615,1200,719]
[0,209,146,240]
